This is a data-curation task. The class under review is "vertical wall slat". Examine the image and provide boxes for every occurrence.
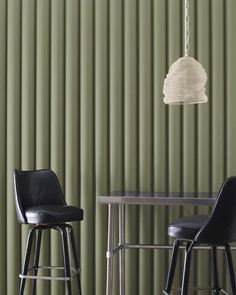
[211,1,225,189]
[50,1,65,294]
[7,0,22,294]
[0,0,7,293]
[109,0,124,190]
[138,0,153,294]
[36,0,51,292]
[226,0,236,177]
[124,0,139,293]
[153,0,167,292]
[183,0,196,195]
[182,0,197,287]
[95,0,109,294]
[36,0,50,169]
[226,1,236,291]
[109,0,124,293]
[197,0,211,290]
[65,0,80,207]
[21,1,36,167]
[211,0,225,288]
[65,1,80,292]
[167,0,182,286]
[167,1,182,191]
[80,0,95,293]
[21,1,36,294]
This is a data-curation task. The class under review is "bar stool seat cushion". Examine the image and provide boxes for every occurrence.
[25,205,84,224]
[168,215,208,240]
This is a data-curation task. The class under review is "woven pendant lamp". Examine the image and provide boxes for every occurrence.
[163,0,208,105]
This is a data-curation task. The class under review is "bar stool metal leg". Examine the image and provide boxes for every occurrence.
[225,244,236,294]
[59,226,72,295]
[212,245,220,295]
[68,225,82,295]
[31,229,42,295]
[163,239,180,295]
[19,227,36,295]
[181,242,193,295]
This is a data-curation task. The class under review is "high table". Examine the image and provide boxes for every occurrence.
[97,192,218,295]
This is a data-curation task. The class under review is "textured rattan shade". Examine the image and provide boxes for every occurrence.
[163,0,208,105]
[163,57,208,105]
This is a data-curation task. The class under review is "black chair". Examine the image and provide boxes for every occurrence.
[163,177,236,295]
[14,169,83,295]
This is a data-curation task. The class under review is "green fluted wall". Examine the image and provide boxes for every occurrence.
[0,0,236,294]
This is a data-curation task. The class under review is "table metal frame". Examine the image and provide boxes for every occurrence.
[97,192,227,295]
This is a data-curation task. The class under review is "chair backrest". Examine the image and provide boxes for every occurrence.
[14,169,66,224]
[196,176,236,245]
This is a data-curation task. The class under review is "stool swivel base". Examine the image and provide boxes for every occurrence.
[19,223,82,295]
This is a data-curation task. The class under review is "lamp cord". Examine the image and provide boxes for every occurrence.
[185,0,190,56]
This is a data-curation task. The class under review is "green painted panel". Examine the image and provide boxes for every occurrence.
[21,1,36,294]
[226,0,236,177]
[7,0,22,294]
[167,0,182,287]
[65,1,80,292]
[124,0,139,293]
[226,0,236,291]
[110,0,124,293]
[196,0,211,291]
[0,0,7,293]
[183,0,197,288]
[153,0,167,292]
[211,0,226,289]
[80,0,95,294]
[197,0,211,191]
[211,0,225,188]
[50,1,65,294]
[110,0,124,190]
[139,0,153,294]
[21,0,36,167]
[65,0,80,207]
[95,0,109,294]
[0,0,235,294]
[183,0,196,195]
[36,1,51,292]
[36,0,50,168]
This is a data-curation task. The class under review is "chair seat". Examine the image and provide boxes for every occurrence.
[168,215,208,240]
[25,205,84,224]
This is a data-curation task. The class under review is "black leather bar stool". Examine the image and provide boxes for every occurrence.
[163,177,236,295]
[14,169,83,295]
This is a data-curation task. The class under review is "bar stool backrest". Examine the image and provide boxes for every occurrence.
[14,169,66,224]
[196,176,236,244]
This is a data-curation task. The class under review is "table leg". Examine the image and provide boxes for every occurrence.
[119,204,125,295]
[106,204,115,295]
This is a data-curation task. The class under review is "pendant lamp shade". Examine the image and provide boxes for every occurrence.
[163,0,208,105]
[163,56,208,105]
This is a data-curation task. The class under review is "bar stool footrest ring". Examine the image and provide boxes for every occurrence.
[19,265,81,281]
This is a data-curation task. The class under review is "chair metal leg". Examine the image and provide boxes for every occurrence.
[19,227,36,295]
[163,239,180,294]
[181,242,194,295]
[225,244,236,294]
[59,227,72,295]
[31,229,42,295]
[68,225,82,295]
[212,245,220,295]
